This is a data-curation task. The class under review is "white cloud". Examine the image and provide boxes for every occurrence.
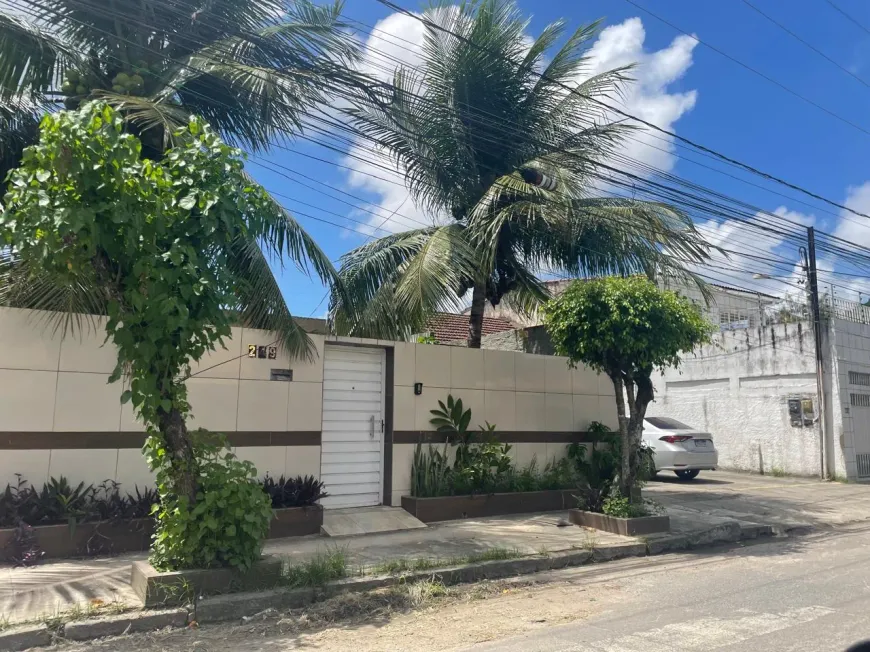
[344,14,700,234]
[339,12,438,234]
[690,205,813,296]
[833,182,870,247]
[580,18,698,174]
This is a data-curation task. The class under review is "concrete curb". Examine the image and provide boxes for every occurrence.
[62,608,188,641]
[5,517,804,648]
[0,624,51,651]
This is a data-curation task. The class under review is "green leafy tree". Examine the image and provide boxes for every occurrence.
[329,0,710,347]
[0,0,355,351]
[0,102,332,569]
[544,277,714,498]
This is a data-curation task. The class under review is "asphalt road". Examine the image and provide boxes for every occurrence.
[466,525,870,652]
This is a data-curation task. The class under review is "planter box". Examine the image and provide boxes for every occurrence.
[131,555,284,607]
[401,490,575,523]
[269,505,323,538]
[568,509,670,536]
[0,518,154,563]
[0,505,323,563]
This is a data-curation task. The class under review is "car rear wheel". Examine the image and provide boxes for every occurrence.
[674,469,700,480]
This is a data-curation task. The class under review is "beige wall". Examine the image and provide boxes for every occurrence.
[0,308,618,505]
[389,342,617,506]
[0,307,323,490]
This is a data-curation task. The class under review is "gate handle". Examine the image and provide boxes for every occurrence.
[369,414,375,439]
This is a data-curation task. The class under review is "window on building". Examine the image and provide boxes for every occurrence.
[849,371,870,386]
[719,310,750,331]
[850,393,870,408]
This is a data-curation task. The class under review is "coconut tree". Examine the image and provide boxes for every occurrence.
[329,0,712,347]
[0,0,359,355]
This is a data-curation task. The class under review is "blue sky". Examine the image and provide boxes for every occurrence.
[254,0,870,316]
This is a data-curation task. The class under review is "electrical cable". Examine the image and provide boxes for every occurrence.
[8,0,870,296]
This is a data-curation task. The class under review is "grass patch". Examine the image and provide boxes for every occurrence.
[282,548,348,589]
[371,546,523,575]
[770,467,788,478]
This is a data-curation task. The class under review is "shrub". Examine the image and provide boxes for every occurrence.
[409,394,581,497]
[0,475,157,528]
[146,434,273,571]
[262,475,328,508]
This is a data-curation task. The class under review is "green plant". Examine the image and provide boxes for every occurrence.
[413,394,581,497]
[411,442,452,498]
[1,103,340,570]
[770,467,787,478]
[430,395,513,495]
[261,475,328,508]
[429,395,474,444]
[282,548,348,588]
[1,475,158,529]
[546,277,714,498]
[148,434,273,571]
[329,1,712,346]
[0,0,357,180]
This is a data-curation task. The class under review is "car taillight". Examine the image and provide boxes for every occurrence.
[660,435,692,443]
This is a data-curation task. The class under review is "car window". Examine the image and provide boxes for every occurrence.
[645,417,693,430]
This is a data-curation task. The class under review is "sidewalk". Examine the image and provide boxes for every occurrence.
[3,471,869,625]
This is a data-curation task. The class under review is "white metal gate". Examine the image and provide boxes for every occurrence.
[319,345,385,508]
[850,390,870,479]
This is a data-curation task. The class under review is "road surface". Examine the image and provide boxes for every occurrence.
[468,524,870,652]
[60,524,870,651]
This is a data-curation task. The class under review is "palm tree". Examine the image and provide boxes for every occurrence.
[329,0,712,347]
[0,0,358,357]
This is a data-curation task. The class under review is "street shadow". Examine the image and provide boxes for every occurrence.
[649,475,734,486]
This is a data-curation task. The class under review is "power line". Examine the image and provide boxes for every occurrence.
[372,0,870,225]
[825,0,870,38]
[618,0,870,137]
[9,0,870,293]
[741,0,870,91]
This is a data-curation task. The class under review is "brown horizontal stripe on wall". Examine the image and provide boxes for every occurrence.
[393,431,602,445]
[0,431,321,449]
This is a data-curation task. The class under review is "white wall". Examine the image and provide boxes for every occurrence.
[648,320,835,477]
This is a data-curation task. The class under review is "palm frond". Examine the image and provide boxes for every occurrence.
[0,12,78,99]
[224,236,315,361]
[158,1,357,152]
[0,250,106,337]
[0,97,42,188]
[330,225,476,337]
[251,171,338,287]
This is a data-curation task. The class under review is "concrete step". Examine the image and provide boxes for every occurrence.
[321,506,427,537]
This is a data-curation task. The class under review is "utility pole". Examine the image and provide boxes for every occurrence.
[805,227,828,479]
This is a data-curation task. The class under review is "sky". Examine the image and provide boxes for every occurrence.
[252,0,870,317]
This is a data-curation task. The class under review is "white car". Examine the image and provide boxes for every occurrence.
[643,417,718,480]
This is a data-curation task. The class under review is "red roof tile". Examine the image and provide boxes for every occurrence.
[425,313,515,343]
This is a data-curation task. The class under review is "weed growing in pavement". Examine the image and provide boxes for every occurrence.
[282,548,348,588]
[581,530,598,553]
[770,467,787,478]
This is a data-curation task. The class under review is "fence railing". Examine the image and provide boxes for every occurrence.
[828,296,870,325]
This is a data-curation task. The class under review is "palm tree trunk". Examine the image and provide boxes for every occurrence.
[156,398,198,505]
[467,282,486,348]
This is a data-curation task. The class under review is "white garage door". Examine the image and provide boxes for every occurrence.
[320,345,385,508]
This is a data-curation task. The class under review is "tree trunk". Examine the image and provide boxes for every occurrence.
[156,399,198,505]
[467,282,486,349]
[610,374,631,497]
[624,373,655,501]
